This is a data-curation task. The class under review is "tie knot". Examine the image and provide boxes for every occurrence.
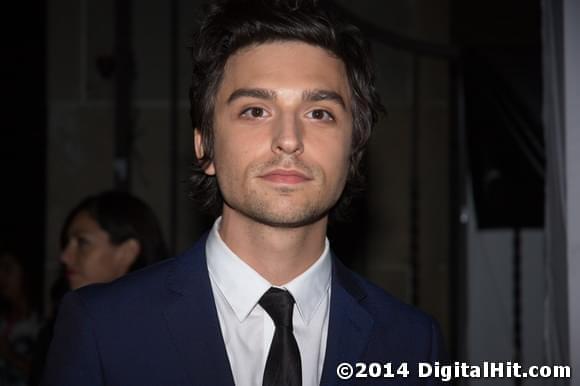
[259,287,295,328]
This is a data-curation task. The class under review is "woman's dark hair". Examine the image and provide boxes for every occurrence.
[60,191,168,272]
[189,0,384,217]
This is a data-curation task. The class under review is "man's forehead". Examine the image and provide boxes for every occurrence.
[226,88,348,111]
[219,41,351,101]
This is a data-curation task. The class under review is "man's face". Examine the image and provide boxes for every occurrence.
[196,41,353,227]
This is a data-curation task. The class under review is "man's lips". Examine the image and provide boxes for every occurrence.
[259,169,312,184]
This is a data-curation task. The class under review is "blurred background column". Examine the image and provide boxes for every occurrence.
[543,0,580,380]
[563,0,580,374]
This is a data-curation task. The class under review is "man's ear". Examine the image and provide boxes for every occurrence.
[115,238,140,275]
[194,128,216,176]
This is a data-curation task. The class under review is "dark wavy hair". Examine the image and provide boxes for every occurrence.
[189,0,383,217]
[61,191,168,272]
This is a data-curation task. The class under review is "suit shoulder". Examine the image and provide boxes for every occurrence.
[74,239,204,310]
[73,257,172,309]
[346,268,439,331]
[333,261,447,361]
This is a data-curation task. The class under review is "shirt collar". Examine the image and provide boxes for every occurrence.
[206,217,331,325]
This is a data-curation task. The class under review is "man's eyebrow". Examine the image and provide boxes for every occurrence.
[303,89,347,110]
[227,88,277,104]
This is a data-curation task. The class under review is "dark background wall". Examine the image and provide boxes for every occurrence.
[1,0,47,312]
[454,0,544,229]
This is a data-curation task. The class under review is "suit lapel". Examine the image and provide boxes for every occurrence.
[160,239,374,386]
[163,235,235,386]
[320,257,374,386]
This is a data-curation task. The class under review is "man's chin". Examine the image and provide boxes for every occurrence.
[227,202,331,229]
[247,209,328,229]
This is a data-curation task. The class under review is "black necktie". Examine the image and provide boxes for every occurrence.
[259,287,302,386]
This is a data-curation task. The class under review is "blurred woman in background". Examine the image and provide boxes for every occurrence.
[60,190,168,290]
[28,190,168,385]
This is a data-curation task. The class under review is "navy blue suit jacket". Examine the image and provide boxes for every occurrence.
[42,235,445,385]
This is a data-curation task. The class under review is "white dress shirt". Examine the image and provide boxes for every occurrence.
[206,218,332,386]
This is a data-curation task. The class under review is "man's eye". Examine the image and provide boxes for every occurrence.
[307,109,334,121]
[240,107,268,118]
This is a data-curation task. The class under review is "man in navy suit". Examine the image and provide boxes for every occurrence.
[42,0,445,385]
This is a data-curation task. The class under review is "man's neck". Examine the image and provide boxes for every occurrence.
[218,208,328,286]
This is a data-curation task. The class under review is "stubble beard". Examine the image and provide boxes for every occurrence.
[220,156,344,229]
[228,189,330,228]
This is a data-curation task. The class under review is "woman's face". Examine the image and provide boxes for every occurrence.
[61,211,135,290]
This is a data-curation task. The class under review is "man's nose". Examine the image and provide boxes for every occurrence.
[271,113,304,155]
